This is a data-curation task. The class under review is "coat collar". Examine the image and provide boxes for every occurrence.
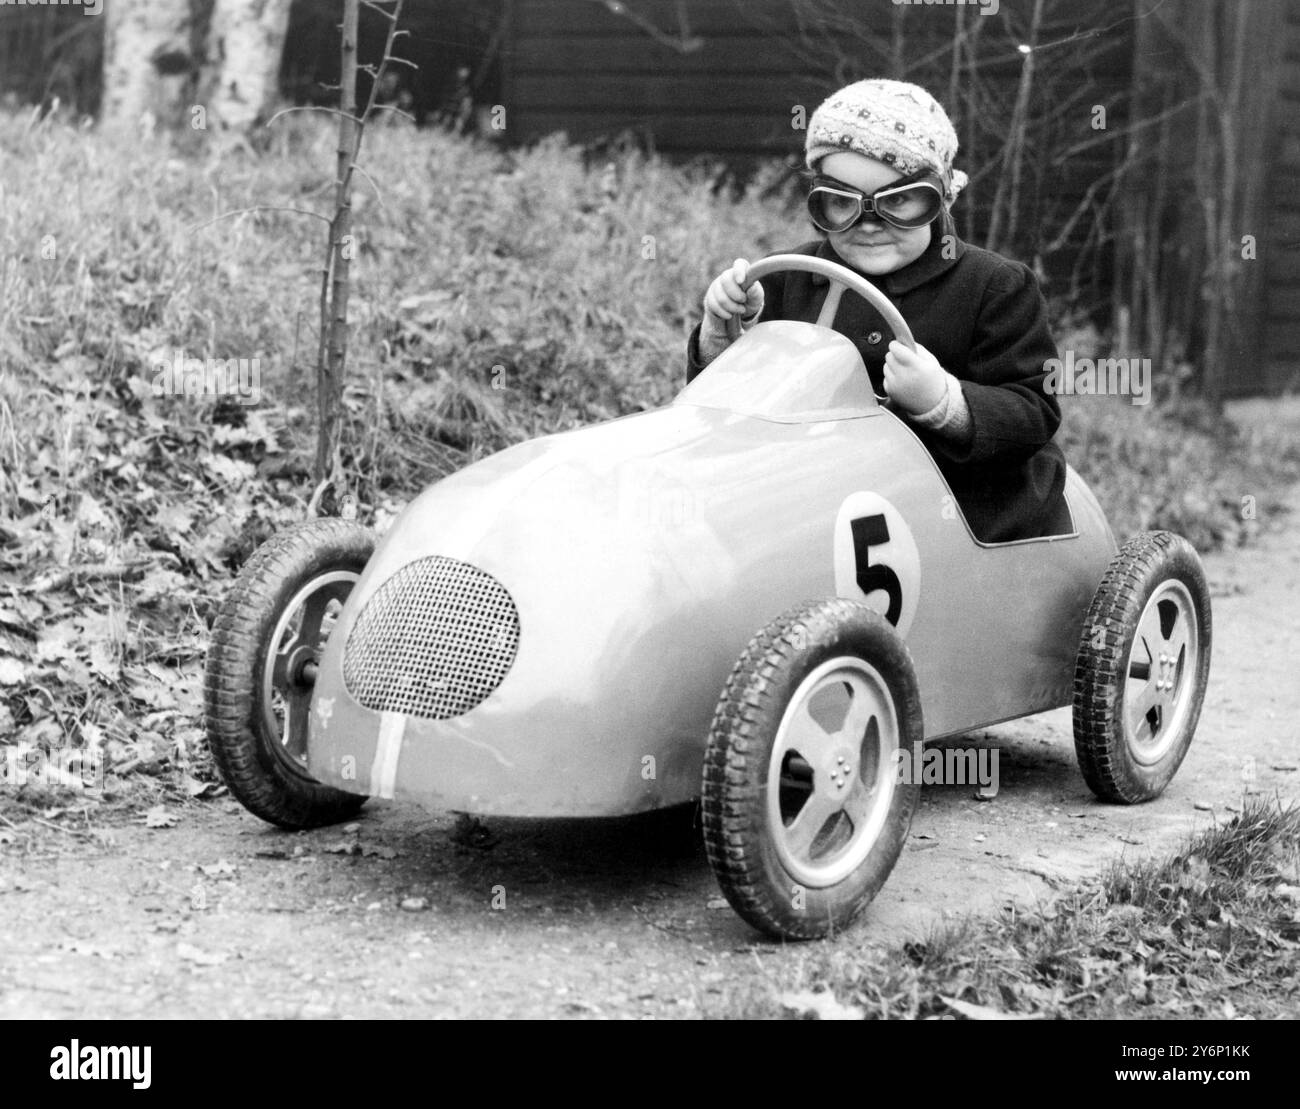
[809,212,965,296]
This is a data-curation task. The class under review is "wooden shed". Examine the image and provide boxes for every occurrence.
[1259,2,1300,395]
[498,0,1297,398]
[501,0,831,160]
[498,0,1134,337]
[1,0,1293,396]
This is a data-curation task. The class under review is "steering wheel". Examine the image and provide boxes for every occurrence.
[724,255,916,401]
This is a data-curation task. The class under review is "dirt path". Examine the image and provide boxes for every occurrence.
[3,477,1298,1020]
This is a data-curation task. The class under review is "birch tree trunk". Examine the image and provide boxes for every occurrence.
[206,0,293,131]
[101,0,194,131]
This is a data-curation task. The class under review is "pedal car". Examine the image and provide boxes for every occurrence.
[204,255,1212,940]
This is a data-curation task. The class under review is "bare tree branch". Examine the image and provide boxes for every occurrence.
[189,205,332,233]
[312,0,410,498]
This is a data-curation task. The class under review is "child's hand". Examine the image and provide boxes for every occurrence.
[699,258,765,359]
[883,340,947,414]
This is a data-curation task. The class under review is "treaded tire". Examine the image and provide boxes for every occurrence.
[204,519,374,829]
[702,599,922,940]
[1073,531,1212,803]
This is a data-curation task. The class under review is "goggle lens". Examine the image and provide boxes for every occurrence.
[807,180,943,232]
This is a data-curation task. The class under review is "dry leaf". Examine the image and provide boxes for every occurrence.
[88,641,120,682]
[177,943,228,967]
[779,990,864,1021]
[941,995,1042,1021]
[183,775,220,798]
[325,841,361,856]
[60,939,117,959]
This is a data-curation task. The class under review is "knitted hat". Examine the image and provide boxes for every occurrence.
[805,79,969,203]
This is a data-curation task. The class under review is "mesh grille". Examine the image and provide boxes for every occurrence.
[342,556,520,720]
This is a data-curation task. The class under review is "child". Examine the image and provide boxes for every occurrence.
[687,79,1070,544]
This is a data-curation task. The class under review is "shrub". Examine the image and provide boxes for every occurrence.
[1,108,1294,543]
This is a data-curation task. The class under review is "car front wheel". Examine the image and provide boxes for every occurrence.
[702,599,922,940]
[204,519,374,829]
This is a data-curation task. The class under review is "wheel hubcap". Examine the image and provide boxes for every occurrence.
[1122,579,1199,765]
[260,571,358,766]
[767,657,899,888]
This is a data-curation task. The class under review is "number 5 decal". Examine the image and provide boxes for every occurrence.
[834,492,921,637]
[850,514,903,625]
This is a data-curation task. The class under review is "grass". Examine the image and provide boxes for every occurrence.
[0,106,795,510]
[0,107,1297,796]
[714,797,1300,1020]
[1055,386,1297,552]
[1,106,1295,532]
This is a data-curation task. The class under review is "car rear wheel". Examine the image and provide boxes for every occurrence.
[204,519,373,829]
[702,599,922,940]
[1073,531,1212,803]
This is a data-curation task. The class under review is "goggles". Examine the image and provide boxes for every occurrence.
[806,173,945,233]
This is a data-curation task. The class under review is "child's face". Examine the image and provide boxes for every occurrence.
[816,152,934,276]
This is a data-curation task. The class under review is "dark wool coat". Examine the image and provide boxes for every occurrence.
[686,216,1071,543]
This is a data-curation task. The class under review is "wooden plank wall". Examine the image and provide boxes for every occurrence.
[504,0,1298,397]
[0,3,102,115]
[503,0,831,159]
[502,0,1134,319]
[502,0,1130,162]
[1262,4,1300,394]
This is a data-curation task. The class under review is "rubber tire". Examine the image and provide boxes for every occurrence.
[204,518,374,829]
[1073,531,1212,804]
[702,599,922,941]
